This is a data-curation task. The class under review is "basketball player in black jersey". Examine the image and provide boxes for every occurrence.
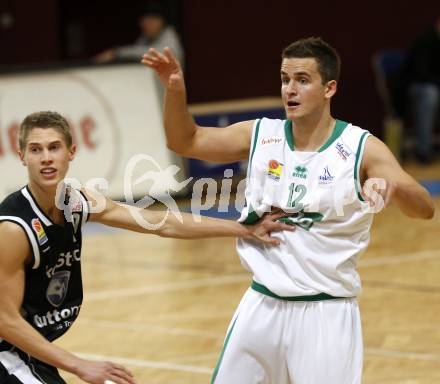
[0,111,292,384]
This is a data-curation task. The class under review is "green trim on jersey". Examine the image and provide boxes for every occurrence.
[354,132,370,201]
[251,281,347,301]
[284,119,349,152]
[241,119,262,224]
[211,315,239,383]
[284,119,294,151]
[242,206,261,225]
[318,120,349,152]
[247,119,261,179]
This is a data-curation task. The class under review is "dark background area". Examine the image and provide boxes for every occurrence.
[0,0,437,136]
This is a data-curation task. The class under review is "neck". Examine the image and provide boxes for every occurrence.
[291,108,335,151]
[28,181,64,225]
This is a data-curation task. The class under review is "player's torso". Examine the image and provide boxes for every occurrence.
[0,186,89,349]
[238,118,373,297]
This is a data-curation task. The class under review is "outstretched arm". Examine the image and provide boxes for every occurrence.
[0,222,135,384]
[141,47,253,163]
[361,136,435,219]
[86,189,293,245]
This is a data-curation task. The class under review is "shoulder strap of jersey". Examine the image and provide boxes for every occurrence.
[0,215,41,269]
[341,125,372,202]
[246,119,261,180]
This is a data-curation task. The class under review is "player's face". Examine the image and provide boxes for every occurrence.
[19,128,76,191]
[281,57,336,121]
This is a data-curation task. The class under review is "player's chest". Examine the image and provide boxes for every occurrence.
[251,148,355,211]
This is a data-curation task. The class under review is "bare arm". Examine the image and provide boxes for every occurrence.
[141,47,253,162]
[0,222,135,384]
[86,190,293,245]
[361,136,435,219]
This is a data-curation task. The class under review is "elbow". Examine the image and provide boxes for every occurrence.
[166,140,187,157]
[423,197,436,220]
[165,139,177,151]
[415,201,436,220]
[424,204,435,220]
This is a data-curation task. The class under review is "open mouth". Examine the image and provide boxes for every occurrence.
[287,101,300,108]
[41,168,57,177]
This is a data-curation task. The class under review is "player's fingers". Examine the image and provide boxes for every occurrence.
[154,49,170,64]
[262,236,281,246]
[148,48,165,62]
[107,364,135,383]
[268,221,295,232]
[141,57,158,67]
[114,365,133,377]
[163,46,179,65]
[266,210,289,221]
[105,376,135,384]
[107,372,136,384]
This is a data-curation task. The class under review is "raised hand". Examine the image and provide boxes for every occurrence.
[75,358,136,384]
[141,47,184,92]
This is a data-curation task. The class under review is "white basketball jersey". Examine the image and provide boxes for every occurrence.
[237,118,374,297]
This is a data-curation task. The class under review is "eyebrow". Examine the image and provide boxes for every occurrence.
[28,140,63,146]
[280,70,311,77]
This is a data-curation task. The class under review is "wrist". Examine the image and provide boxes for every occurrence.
[63,355,84,376]
[238,223,252,239]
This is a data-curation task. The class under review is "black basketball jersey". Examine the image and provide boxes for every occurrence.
[0,185,89,352]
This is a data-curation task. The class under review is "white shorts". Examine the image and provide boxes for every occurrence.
[212,286,363,384]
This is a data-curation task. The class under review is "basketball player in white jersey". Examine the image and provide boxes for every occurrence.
[0,111,291,384]
[142,37,435,383]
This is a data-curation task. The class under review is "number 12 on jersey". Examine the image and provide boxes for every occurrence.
[287,183,307,209]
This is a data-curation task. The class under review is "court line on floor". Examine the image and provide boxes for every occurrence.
[168,352,220,364]
[73,348,440,377]
[76,352,212,375]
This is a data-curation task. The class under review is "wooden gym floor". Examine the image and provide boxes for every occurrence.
[57,161,440,384]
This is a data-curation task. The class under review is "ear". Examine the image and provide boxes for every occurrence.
[18,150,26,166]
[68,144,77,161]
[325,80,337,99]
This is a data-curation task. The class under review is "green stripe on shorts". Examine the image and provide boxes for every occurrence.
[211,315,238,383]
[252,281,349,301]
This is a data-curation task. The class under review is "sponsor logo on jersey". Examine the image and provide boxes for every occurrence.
[33,304,81,329]
[267,159,283,181]
[46,270,71,307]
[261,136,284,146]
[31,218,48,245]
[292,165,308,179]
[45,250,81,278]
[335,141,352,160]
[319,166,335,184]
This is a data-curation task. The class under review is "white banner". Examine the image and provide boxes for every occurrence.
[0,64,182,201]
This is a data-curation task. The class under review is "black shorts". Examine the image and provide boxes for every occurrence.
[0,349,66,384]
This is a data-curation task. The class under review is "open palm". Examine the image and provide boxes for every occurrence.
[141,47,184,91]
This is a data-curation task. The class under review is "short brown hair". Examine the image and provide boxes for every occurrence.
[282,37,341,84]
[19,111,72,150]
